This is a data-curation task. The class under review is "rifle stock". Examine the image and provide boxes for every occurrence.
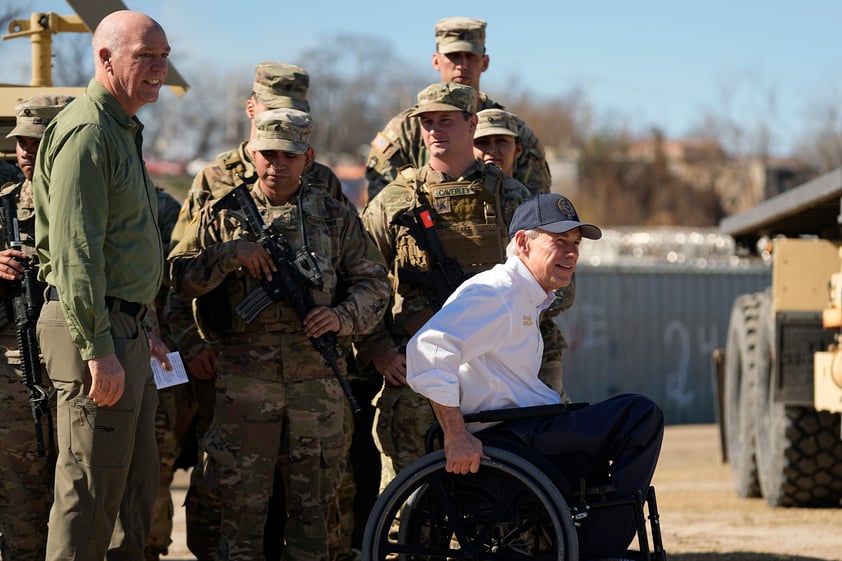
[1,193,52,457]
[212,184,361,413]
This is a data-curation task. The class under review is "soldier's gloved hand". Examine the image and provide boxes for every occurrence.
[234,240,276,281]
[0,247,27,280]
[187,347,217,380]
[303,306,340,339]
[372,346,407,387]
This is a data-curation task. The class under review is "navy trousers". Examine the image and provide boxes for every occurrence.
[479,394,664,560]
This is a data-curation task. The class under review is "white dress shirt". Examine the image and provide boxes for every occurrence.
[406,255,561,421]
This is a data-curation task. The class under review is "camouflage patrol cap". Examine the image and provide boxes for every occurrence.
[6,94,74,139]
[252,62,311,112]
[435,17,486,56]
[408,82,478,117]
[250,108,312,154]
[474,108,518,139]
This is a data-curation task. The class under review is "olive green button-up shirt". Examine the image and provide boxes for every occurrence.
[33,79,164,360]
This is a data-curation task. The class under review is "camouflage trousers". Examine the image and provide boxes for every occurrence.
[0,357,56,561]
[373,383,435,487]
[181,377,218,561]
[204,372,345,561]
[538,315,570,403]
[145,383,194,557]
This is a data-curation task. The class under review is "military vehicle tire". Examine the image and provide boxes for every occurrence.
[723,292,762,498]
[753,290,842,507]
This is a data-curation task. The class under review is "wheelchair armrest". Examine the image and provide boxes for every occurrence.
[424,401,590,452]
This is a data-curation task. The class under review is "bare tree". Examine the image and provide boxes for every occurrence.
[139,65,252,163]
[792,90,842,172]
[52,33,92,86]
[297,33,427,160]
[687,73,779,159]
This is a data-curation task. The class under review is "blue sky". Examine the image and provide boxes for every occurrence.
[4,0,842,155]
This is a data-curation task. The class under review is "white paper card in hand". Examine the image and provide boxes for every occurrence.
[150,351,189,389]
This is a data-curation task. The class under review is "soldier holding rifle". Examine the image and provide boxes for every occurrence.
[168,108,389,561]
[0,93,72,561]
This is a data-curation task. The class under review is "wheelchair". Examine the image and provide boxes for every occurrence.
[362,403,667,560]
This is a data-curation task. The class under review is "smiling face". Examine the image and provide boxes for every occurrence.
[419,110,477,162]
[516,228,581,292]
[95,12,170,115]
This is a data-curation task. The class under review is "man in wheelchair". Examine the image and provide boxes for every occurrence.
[405,193,665,560]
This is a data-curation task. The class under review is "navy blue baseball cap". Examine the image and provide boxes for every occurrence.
[508,193,602,240]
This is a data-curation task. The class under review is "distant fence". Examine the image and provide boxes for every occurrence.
[557,261,771,425]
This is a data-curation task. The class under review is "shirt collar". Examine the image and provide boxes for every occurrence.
[507,255,555,310]
[86,79,141,131]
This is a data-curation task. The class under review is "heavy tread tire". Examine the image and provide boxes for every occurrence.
[362,447,579,560]
[754,291,842,507]
[723,292,763,498]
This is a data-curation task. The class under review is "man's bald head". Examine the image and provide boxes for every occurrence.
[92,10,164,57]
[91,10,170,115]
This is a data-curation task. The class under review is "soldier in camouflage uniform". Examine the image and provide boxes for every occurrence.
[357,83,532,482]
[143,186,186,561]
[164,62,351,561]
[0,94,72,561]
[473,108,573,401]
[168,108,389,561]
[364,16,551,199]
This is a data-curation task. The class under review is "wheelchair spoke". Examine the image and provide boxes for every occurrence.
[363,448,580,561]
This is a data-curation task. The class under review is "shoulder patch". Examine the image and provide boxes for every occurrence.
[372,132,392,154]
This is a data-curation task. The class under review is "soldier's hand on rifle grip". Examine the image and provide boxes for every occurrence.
[233,240,277,281]
[0,248,27,280]
[87,353,125,407]
[303,306,340,339]
[373,346,407,387]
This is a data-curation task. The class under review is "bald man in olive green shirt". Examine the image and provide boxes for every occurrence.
[32,11,173,561]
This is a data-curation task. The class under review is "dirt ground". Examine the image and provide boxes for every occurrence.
[162,424,842,561]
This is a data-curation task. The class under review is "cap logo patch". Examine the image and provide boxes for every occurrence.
[558,197,576,219]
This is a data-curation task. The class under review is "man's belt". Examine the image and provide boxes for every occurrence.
[46,286,147,319]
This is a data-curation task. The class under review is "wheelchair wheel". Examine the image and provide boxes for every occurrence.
[362,446,579,560]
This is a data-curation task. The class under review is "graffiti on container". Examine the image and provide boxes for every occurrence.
[560,306,720,406]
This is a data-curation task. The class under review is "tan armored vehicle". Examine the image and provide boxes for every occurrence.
[1,0,188,163]
[715,168,842,507]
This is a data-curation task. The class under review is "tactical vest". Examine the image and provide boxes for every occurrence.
[394,165,508,286]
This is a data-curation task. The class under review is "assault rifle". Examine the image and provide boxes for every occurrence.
[0,194,52,457]
[392,204,465,312]
[212,184,360,413]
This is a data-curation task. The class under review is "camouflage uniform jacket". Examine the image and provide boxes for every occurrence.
[150,187,182,344]
[0,179,42,358]
[168,180,389,383]
[356,160,530,366]
[365,91,551,197]
[166,142,347,361]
